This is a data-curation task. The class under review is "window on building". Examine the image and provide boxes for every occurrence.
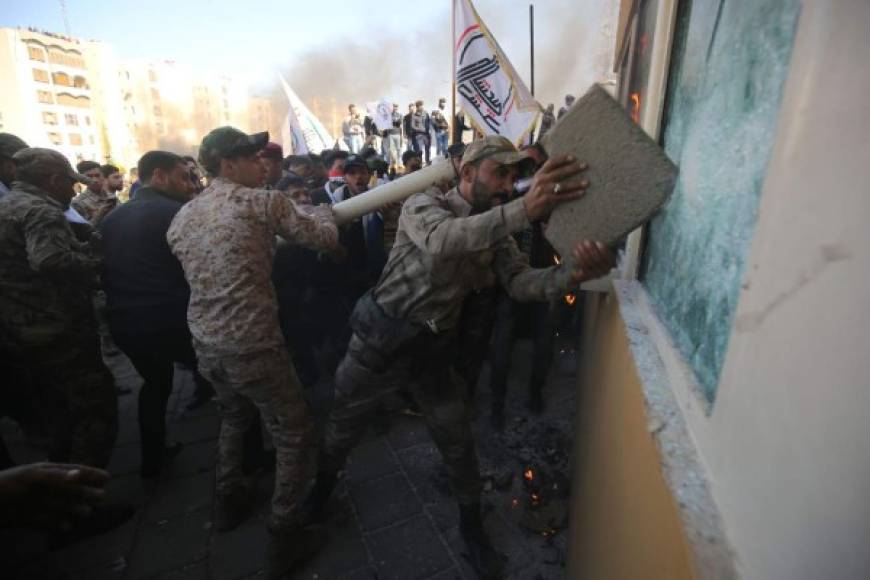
[632,0,802,403]
[52,71,71,87]
[151,88,160,100]
[28,46,45,62]
[65,113,79,126]
[32,68,50,83]
[85,116,91,126]
[153,105,162,117]
[48,50,84,68]
[56,93,90,108]
[72,75,88,89]
[37,90,54,104]
[42,111,58,125]
[47,132,63,146]
[68,133,83,146]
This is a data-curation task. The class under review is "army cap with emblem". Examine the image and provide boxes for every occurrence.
[0,133,28,159]
[198,126,269,174]
[459,135,533,171]
[13,148,90,182]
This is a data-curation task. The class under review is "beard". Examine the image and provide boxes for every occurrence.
[469,177,509,213]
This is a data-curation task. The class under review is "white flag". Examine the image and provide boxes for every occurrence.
[453,0,541,145]
[279,75,335,154]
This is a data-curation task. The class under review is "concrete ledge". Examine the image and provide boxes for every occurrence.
[614,280,739,580]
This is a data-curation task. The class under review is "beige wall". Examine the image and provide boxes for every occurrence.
[570,2,870,579]
[680,2,870,578]
[569,293,697,580]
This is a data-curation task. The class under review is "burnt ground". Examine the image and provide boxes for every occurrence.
[2,332,581,580]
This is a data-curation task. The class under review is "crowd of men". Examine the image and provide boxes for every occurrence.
[340,93,574,169]
[0,92,611,578]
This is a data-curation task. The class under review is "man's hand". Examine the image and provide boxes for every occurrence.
[569,240,615,284]
[523,155,589,222]
[0,462,110,530]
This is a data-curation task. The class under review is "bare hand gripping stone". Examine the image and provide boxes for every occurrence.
[540,84,678,258]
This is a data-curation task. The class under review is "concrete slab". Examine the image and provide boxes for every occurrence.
[541,83,678,253]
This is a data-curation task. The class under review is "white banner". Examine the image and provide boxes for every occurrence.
[453,0,541,145]
[367,99,394,132]
[279,75,335,154]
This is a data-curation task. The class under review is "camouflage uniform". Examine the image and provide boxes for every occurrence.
[321,183,573,506]
[167,171,338,530]
[0,173,117,468]
[71,187,118,226]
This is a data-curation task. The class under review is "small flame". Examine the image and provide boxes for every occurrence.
[531,492,541,506]
[565,294,576,306]
[524,468,534,482]
[629,93,641,124]
[553,254,561,265]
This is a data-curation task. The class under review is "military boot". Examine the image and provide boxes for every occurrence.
[215,486,252,532]
[459,503,505,580]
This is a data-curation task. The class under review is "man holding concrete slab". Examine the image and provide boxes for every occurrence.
[304,135,614,578]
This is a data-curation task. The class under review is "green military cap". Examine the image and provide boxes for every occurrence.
[460,135,532,171]
[13,147,90,182]
[198,126,269,174]
[0,133,28,159]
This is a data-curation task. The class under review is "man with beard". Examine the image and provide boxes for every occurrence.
[303,136,614,579]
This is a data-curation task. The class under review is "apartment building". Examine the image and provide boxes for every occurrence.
[0,27,104,163]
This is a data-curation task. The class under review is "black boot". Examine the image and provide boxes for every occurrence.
[267,523,327,579]
[215,486,252,532]
[299,470,339,526]
[459,503,505,579]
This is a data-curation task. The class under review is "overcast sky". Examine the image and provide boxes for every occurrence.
[3,0,615,111]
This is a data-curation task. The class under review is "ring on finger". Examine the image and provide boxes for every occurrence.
[553,183,562,194]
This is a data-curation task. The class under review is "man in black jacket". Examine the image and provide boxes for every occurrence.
[99,151,207,477]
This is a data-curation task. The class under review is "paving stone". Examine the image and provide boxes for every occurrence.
[365,514,454,580]
[160,440,216,479]
[210,515,269,580]
[345,437,400,484]
[126,508,212,580]
[46,511,140,573]
[147,558,210,580]
[171,413,221,444]
[336,566,378,580]
[299,521,368,579]
[347,473,421,531]
[396,443,451,506]
[387,415,433,451]
[424,568,464,580]
[145,471,214,523]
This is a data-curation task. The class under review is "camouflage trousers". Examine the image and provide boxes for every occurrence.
[322,331,482,505]
[198,347,314,530]
[4,330,118,468]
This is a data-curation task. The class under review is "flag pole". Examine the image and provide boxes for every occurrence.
[529,3,535,97]
[451,0,457,146]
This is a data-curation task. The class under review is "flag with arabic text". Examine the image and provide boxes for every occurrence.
[279,75,335,154]
[453,0,541,145]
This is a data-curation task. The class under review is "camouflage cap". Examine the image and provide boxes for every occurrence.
[460,135,531,171]
[0,133,28,159]
[198,126,269,173]
[12,148,89,182]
